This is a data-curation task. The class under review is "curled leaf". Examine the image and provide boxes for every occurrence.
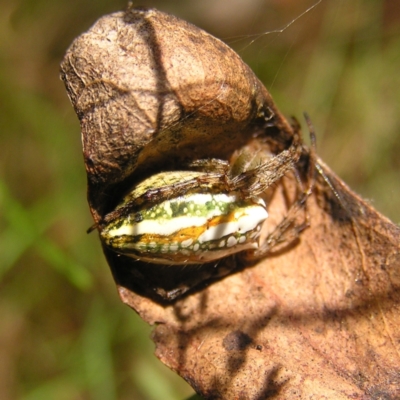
[60,5,293,223]
[61,6,400,399]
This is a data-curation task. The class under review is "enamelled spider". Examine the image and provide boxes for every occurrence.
[98,116,316,267]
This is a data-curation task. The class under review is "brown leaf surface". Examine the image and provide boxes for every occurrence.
[119,162,400,399]
[60,6,400,399]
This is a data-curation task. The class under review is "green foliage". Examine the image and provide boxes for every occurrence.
[0,0,398,399]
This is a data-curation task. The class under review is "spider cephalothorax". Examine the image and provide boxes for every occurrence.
[99,122,314,266]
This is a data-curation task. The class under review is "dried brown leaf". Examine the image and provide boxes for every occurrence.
[61,6,400,399]
[60,6,292,224]
[119,162,400,399]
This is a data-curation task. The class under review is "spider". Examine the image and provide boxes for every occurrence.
[98,115,316,267]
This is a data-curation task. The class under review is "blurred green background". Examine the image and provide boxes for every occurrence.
[0,0,399,399]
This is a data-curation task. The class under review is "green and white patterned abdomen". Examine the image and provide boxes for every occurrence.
[101,172,268,264]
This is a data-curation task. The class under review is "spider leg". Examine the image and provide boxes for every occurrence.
[245,190,310,260]
[102,171,227,225]
[244,113,317,260]
[187,158,229,174]
[303,112,317,196]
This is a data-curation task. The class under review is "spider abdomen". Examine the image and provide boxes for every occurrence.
[101,189,268,265]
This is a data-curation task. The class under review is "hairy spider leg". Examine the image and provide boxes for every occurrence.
[245,114,317,260]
